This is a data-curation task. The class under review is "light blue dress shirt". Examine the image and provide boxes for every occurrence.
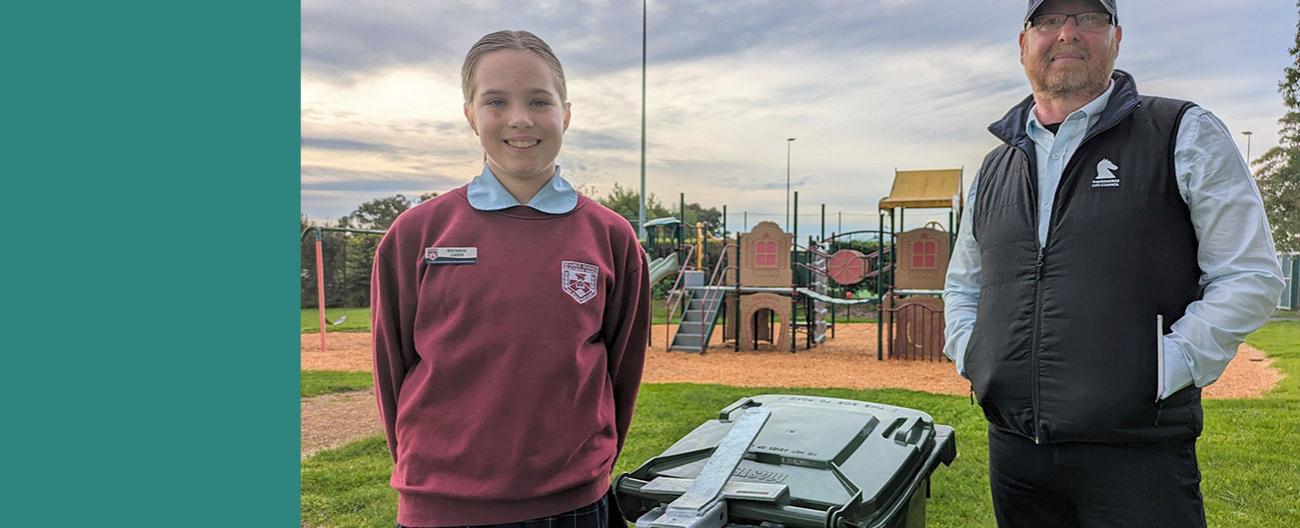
[943,82,1285,399]
[466,165,578,214]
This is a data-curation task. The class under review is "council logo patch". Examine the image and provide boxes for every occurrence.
[1091,158,1119,188]
[561,260,599,304]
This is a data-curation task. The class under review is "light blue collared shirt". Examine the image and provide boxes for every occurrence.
[466,165,578,214]
[943,84,1285,399]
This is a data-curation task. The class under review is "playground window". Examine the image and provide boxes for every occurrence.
[911,239,937,269]
[756,239,778,268]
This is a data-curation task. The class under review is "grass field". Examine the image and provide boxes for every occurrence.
[301,307,372,333]
[300,321,1299,527]
[302,370,373,398]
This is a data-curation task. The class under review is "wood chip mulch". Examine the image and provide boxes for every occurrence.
[300,324,1284,457]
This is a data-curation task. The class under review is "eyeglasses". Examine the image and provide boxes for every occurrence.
[1026,12,1113,33]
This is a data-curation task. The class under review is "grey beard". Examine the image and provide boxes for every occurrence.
[1028,56,1115,101]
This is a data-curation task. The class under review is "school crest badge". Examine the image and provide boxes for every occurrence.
[561,260,599,304]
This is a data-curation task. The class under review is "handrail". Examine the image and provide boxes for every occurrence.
[823,230,897,243]
[794,261,830,276]
[664,244,698,344]
[794,243,833,259]
[862,265,894,279]
[299,225,387,241]
[687,241,736,351]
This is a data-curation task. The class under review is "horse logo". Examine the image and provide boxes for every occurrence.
[1091,158,1120,188]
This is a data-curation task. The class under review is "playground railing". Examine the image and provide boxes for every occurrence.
[663,243,698,343]
[795,242,833,260]
[693,242,736,347]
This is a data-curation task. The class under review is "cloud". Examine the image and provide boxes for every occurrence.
[301,0,1296,228]
[302,165,462,192]
[565,128,638,151]
[301,137,400,153]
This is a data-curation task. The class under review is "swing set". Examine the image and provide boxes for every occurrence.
[300,225,386,355]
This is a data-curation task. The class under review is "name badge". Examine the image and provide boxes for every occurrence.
[424,246,477,265]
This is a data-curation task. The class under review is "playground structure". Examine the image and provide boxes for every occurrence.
[659,168,964,362]
[301,225,386,356]
[1280,252,1298,310]
[876,169,963,361]
[298,169,965,362]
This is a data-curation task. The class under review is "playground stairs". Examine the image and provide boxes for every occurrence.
[669,287,724,352]
[666,240,734,353]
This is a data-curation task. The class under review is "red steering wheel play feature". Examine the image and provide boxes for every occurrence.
[828,249,867,286]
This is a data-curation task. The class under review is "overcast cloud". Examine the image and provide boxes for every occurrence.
[302,0,1295,238]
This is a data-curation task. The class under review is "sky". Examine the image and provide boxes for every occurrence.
[302,0,1296,240]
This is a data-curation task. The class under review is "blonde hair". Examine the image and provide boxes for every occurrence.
[461,30,567,104]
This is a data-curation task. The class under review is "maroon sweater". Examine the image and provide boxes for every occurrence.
[370,187,650,526]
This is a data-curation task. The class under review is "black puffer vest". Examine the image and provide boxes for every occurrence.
[966,70,1203,444]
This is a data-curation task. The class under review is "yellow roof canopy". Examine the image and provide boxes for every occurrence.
[878,169,964,210]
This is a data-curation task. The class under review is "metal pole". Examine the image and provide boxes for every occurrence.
[788,292,794,353]
[638,0,648,239]
[696,222,704,270]
[722,205,728,238]
[889,210,896,293]
[314,228,327,356]
[786,137,796,231]
[820,203,825,243]
[793,191,799,241]
[792,191,799,354]
[805,288,811,350]
[677,192,685,266]
[887,298,894,360]
[735,233,742,352]
[877,212,884,361]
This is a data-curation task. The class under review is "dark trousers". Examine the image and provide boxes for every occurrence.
[398,494,609,528]
[988,425,1206,528]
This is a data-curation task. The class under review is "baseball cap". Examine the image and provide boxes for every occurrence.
[1025,0,1117,25]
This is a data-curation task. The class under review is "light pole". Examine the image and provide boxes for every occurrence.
[786,137,796,231]
[1241,131,1253,163]
[638,0,648,239]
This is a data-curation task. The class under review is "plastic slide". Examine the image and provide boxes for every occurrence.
[647,252,680,285]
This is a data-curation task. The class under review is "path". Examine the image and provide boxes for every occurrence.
[300,325,1283,457]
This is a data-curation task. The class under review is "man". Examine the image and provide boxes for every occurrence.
[943,1,1285,526]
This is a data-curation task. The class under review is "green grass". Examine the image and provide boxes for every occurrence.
[301,307,371,333]
[302,300,881,330]
[652,300,669,324]
[302,385,993,528]
[301,321,1300,528]
[302,370,373,398]
[1199,321,1300,525]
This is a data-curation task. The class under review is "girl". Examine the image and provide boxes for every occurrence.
[371,30,650,528]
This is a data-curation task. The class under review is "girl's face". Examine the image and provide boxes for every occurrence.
[464,49,571,186]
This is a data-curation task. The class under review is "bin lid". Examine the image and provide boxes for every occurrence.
[616,394,956,528]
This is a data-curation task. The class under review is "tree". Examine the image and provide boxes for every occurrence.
[682,202,723,235]
[300,195,412,309]
[300,216,350,308]
[338,194,413,230]
[597,182,671,226]
[331,196,409,306]
[1254,5,1300,252]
